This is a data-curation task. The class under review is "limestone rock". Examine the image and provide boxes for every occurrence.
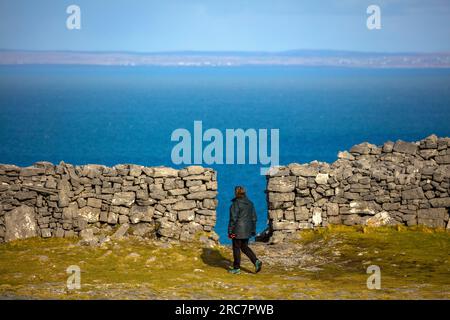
[289,164,318,177]
[349,201,378,215]
[186,191,217,200]
[196,209,215,216]
[366,211,398,227]
[58,179,71,208]
[136,189,149,200]
[269,231,286,244]
[20,167,45,177]
[421,134,438,149]
[15,191,37,201]
[337,151,355,160]
[272,220,298,231]
[350,142,372,155]
[326,203,339,216]
[202,199,218,210]
[315,173,329,185]
[267,176,296,193]
[312,208,322,226]
[268,192,295,203]
[111,223,130,240]
[81,164,103,178]
[342,214,361,226]
[429,197,450,208]
[157,219,180,238]
[129,165,143,177]
[107,212,118,224]
[4,205,38,242]
[169,188,188,196]
[78,228,99,246]
[111,192,136,207]
[131,223,155,237]
[420,149,439,160]
[182,173,212,181]
[153,167,179,178]
[295,207,309,221]
[130,205,154,223]
[418,208,448,228]
[172,200,197,211]
[401,188,425,200]
[186,166,205,175]
[383,141,394,153]
[78,206,100,223]
[178,210,195,222]
[87,198,102,209]
[435,155,450,164]
[266,166,290,177]
[63,202,78,220]
[393,140,418,155]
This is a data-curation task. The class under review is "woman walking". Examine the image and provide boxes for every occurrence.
[228,186,262,274]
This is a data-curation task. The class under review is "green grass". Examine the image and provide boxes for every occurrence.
[0,226,449,299]
[295,225,450,298]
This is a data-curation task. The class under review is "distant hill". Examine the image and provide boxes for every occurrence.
[1,49,449,68]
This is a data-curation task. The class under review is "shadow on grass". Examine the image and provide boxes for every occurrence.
[201,248,254,274]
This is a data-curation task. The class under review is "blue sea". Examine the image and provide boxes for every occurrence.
[1,66,449,243]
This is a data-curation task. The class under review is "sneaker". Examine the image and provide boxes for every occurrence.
[255,260,262,273]
[228,268,241,274]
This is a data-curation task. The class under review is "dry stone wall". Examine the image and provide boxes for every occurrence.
[2,135,449,246]
[266,135,450,243]
[0,163,218,243]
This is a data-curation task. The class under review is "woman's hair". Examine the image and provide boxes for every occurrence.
[235,186,246,198]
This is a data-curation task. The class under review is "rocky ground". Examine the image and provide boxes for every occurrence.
[0,226,449,300]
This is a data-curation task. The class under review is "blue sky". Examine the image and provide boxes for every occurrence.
[0,0,449,52]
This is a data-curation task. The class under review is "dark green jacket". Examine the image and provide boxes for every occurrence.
[228,196,257,239]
